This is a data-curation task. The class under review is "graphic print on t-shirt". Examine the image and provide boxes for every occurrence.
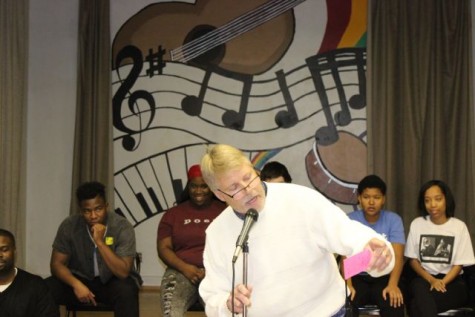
[419,235,454,264]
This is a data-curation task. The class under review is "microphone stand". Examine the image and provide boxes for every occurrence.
[242,242,249,317]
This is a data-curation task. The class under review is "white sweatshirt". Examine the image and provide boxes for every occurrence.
[200,182,395,317]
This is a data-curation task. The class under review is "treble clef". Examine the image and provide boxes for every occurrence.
[113,45,156,151]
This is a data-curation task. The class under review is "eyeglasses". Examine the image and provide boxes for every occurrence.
[218,174,260,200]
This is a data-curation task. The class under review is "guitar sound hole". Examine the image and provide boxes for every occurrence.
[183,25,226,67]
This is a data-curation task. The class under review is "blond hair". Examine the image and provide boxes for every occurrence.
[200,144,253,191]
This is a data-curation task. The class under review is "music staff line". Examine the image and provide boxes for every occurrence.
[111,91,366,150]
[112,49,367,141]
[112,107,353,158]
[111,101,365,156]
[112,55,364,115]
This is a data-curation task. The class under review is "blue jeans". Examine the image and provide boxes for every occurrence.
[160,268,201,317]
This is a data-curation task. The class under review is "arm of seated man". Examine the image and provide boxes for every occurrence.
[92,223,134,279]
[382,243,405,307]
[50,249,97,305]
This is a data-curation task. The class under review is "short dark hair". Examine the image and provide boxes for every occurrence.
[260,161,292,183]
[417,179,455,218]
[0,228,16,248]
[76,181,106,204]
[357,174,386,195]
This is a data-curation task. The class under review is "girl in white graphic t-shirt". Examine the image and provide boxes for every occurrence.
[405,180,475,316]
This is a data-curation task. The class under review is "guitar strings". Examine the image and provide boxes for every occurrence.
[171,0,306,63]
[171,0,286,60]
[172,0,303,61]
[171,0,287,61]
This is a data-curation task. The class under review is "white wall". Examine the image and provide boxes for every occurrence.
[26,0,78,276]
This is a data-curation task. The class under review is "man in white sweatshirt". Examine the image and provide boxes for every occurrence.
[199,144,395,317]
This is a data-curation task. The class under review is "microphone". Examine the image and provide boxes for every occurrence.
[232,208,259,263]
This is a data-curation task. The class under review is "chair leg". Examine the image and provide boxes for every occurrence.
[65,308,75,317]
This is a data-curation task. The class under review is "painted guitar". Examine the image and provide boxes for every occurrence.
[112,0,305,75]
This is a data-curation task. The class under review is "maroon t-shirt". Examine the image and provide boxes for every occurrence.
[157,199,225,267]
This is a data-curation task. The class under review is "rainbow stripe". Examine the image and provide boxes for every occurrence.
[338,0,367,48]
[319,0,367,54]
[251,148,282,170]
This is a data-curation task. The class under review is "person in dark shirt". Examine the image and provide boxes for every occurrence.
[0,228,59,317]
[45,181,141,317]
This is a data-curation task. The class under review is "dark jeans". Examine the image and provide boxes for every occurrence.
[45,275,139,317]
[407,274,469,317]
[350,274,405,317]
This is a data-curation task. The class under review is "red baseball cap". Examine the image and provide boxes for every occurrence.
[187,164,202,180]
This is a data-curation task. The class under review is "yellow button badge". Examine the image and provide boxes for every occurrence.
[105,237,114,246]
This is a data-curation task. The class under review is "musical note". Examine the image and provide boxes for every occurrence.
[181,69,212,116]
[113,45,156,151]
[324,53,351,126]
[145,45,167,76]
[275,69,298,128]
[180,64,253,130]
[221,72,253,130]
[306,54,339,146]
[348,49,366,110]
[306,48,366,146]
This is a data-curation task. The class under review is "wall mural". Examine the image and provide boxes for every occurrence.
[111,0,368,283]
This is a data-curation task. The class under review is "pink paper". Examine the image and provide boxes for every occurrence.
[343,249,372,280]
